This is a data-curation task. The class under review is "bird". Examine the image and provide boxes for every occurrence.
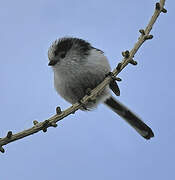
[48,37,154,140]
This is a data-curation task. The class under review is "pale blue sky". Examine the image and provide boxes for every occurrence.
[0,0,174,179]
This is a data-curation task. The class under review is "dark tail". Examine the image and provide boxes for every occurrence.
[104,96,154,140]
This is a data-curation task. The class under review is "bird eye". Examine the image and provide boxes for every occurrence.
[60,52,66,58]
[54,51,58,56]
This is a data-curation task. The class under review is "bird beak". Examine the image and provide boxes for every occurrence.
[48,60,58,66]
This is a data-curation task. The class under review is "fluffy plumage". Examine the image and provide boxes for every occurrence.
[48,37,154,139]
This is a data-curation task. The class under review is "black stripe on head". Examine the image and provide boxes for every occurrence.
[56,37,91,55]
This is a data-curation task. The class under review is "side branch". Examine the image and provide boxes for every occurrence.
[0,0,166,153]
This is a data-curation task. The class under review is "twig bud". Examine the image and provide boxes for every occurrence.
[78,100,87,110]
[42,120,50,132]
[43,120,49,127]
[109,80,120,96]
[155,2,161,10]
[50,122,58,127]
[0,146,5,153]
[130,59,138,65]
[144,35,153,40]
[71,110,76,114]
[116,63,122,71]
[56,106,62,115]
[161,8,167,13]
[115,77,122,82]
[90,97,96,104]
[122,50,130,58]
[33,120,39,125]
[6,131,12,139]
[42,128,47,133]
[111,76,122,82]
[139,29,145,35]
[85,88,91,96]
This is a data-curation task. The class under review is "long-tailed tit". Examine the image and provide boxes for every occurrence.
[48,37,154,139]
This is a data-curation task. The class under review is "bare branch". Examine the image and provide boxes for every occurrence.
[0,0,166,153]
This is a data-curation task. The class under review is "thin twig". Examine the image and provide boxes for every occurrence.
[0,0,166,153]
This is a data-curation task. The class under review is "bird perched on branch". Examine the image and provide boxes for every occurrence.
[48,37,154,140]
